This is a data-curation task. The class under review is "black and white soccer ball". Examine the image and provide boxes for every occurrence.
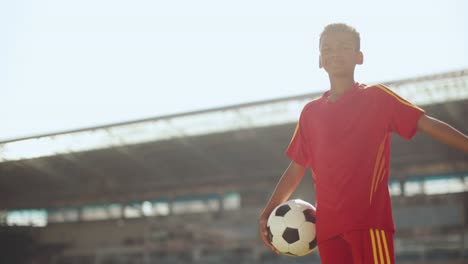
[267,199,317,256]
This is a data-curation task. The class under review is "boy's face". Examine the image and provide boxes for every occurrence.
[319,32,363,76]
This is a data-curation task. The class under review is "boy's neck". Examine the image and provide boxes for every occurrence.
[328,76,356,97]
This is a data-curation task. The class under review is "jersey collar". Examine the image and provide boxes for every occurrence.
[323,82,360,104]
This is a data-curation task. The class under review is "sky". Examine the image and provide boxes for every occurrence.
[2,0,467,141]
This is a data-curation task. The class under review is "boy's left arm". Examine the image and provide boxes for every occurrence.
[417,114,468,152]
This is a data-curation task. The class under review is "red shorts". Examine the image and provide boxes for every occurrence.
[318,229,395,264]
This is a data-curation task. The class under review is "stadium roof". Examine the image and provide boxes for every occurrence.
[1,69,467,209]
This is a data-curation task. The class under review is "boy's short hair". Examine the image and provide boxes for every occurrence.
[319,23,361,51]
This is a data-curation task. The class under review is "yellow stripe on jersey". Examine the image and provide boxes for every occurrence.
[288,122,300,146]
[370,134,386,205]
[380,230,392,264]
[374,158,386,193]
[370,229,379,264]
[375,84,424,112]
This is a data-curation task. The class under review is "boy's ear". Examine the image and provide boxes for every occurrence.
[357,51,364,65]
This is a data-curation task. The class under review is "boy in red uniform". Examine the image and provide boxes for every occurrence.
[258,23,468,264]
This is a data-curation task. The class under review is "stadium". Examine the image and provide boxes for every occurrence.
[1,69,467,264]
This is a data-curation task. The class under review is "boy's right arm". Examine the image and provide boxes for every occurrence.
[258,161,306,254]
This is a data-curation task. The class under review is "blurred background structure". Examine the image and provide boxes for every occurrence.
[1,69,468,264]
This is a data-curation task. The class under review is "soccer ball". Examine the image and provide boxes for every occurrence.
[267,199,317,256]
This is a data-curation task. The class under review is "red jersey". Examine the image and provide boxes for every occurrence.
[286,82,425,242]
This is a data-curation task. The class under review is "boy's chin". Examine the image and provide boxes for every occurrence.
[325,68,353,77]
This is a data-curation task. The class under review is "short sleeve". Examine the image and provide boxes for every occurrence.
[285,109,311,167]
[376,85,425,139]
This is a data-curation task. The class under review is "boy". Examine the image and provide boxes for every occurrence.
[258,23,468,264]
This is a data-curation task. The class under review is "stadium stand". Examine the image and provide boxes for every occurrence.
[1,69,467,264]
